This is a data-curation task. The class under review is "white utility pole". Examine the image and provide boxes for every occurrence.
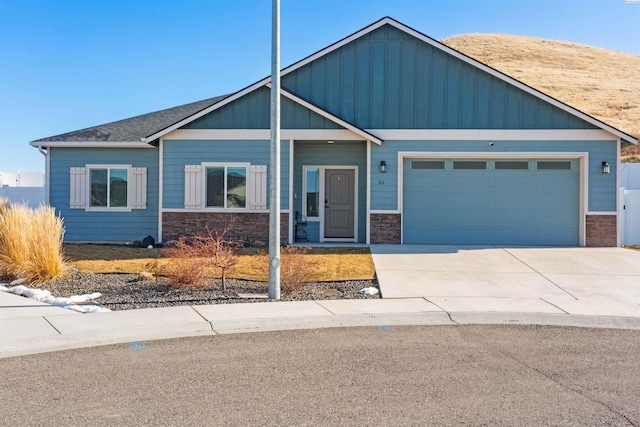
[268,0,281,299]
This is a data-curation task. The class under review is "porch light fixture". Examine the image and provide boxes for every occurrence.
[380,160,387,173]
[602,161,611,174]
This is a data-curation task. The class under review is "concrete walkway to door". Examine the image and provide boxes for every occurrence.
[370,245,640,318]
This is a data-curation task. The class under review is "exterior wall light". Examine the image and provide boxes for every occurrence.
[380,161,387,173]
[602,161,611,174]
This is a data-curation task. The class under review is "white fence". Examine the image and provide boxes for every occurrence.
[0,186,46,209]
[620,163,640,245]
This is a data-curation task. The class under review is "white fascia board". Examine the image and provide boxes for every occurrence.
[274,86,382,144]
[163,129,366,141]
[371,129,618,141]
[29,141,154,148]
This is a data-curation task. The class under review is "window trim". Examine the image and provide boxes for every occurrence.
[85,164,132,212]
[201,162,250,211]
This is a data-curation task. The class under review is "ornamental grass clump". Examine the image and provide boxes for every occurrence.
[0,199,66,283]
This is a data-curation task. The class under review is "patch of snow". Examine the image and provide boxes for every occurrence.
[0,282,111,313]
[359,287,379,295]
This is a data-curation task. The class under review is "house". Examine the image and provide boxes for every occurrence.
[30,17,637,247]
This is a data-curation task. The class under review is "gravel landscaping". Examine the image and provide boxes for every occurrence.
[35,267,380,311]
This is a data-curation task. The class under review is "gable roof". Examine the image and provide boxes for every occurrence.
[145,17,636,145]
[30,95,228,146]
[32,17,637,147]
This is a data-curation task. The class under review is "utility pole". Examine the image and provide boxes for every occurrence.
[268,0,281,300]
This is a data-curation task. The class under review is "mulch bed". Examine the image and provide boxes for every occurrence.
[34,267,380,311]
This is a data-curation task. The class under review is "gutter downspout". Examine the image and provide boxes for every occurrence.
[38,146,50,205]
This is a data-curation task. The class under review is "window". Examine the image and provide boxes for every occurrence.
[205,166,247,208]
[90,167,128,208]
[305,168,320,218]
[412,160,445,170]
[495,161,529,170]
[453,161,487,170]
[69,165,146,211]
[537,161,571,171]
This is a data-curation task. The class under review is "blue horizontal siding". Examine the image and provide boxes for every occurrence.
[162,140,290,210]
[370,139,617,212]
[293,141,367,242]
[282,24,597,131]
[182,87,342,130]
[49,147,159,242]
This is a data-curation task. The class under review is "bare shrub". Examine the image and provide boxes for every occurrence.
[0,202,66,283]
[154,221,239,291]
[280,246,315,293]
[155,240,210,290]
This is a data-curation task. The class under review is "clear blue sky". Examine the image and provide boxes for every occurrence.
[1,0,638,172]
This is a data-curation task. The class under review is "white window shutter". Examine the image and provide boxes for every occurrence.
[184,165,203,209]
[248,165,267,210]
[69,167,87,209]
[130,167,147,209]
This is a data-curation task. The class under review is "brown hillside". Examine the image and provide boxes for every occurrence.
[441,34,640,161]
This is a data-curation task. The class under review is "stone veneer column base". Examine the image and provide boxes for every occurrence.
[585,215,617,247]
[370,213,401,244]
[162,212,289,245]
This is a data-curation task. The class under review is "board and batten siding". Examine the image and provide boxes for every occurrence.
[282,24,598,132]
[49,147,159,241]
[181,87,343,130]
[370,139,618,212]
[293,141,367,242]
[162,140,290,210]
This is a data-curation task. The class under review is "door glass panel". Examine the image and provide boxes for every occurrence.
[412,160,445,170]
[495,161,529,170]
[537,161,571,170]
[453,161,487,170]
[306,168,319,217]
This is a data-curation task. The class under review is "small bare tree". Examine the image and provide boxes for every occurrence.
[194,221,239,291]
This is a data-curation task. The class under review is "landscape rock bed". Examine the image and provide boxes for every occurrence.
[37,268,380,311]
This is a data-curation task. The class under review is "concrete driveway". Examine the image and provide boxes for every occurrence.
[370,245,640,317]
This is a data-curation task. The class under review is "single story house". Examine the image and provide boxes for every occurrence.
[31,17,637,246]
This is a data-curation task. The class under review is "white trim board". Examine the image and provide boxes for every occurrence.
[163,129,367,141]
[369,129,617,141]
[30,141,155,148]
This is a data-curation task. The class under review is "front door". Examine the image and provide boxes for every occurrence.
[324,169,355,239]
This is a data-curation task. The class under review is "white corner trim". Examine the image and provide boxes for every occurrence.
[158,139,164,242]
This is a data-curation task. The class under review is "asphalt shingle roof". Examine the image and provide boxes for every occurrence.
[33,95,229,143]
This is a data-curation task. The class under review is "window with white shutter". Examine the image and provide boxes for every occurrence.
[70,165,147,211]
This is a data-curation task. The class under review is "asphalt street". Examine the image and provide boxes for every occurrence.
[1,325,639,426]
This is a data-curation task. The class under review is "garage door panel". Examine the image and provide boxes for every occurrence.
[403,157,580,246]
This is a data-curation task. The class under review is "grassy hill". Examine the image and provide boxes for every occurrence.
[441,34,640,161]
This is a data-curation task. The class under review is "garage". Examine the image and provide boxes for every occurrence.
[402,157,580,245]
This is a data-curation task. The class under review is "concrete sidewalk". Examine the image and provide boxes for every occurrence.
[2,245,640,358]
